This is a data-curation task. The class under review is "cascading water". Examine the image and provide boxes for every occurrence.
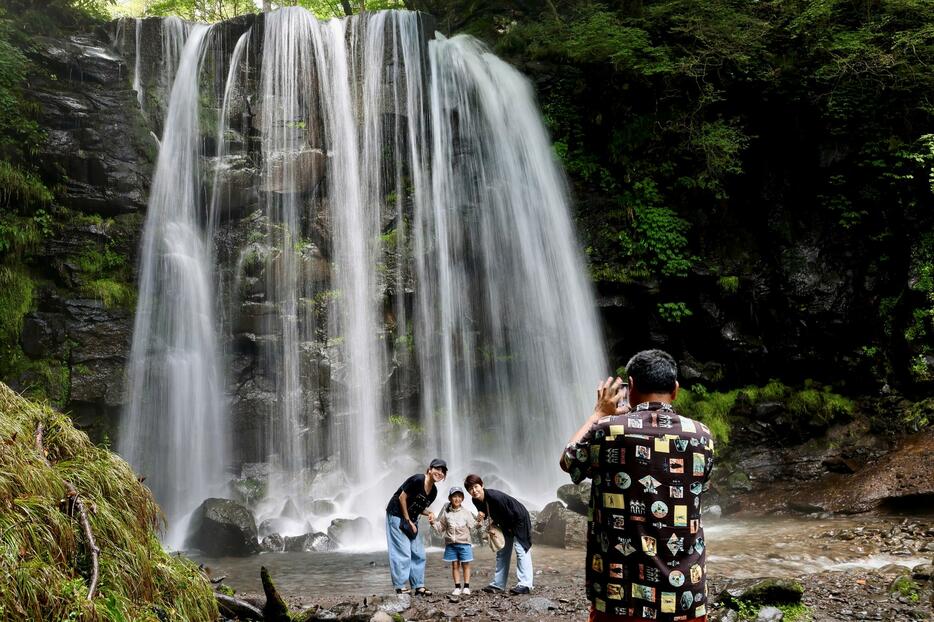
[417,34,607,500]
[120,23,228,549]
[117,8,606,550]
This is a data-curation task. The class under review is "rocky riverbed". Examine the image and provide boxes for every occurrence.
[208,516,933,621]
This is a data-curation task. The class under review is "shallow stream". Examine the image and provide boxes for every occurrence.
[191,515,931,597]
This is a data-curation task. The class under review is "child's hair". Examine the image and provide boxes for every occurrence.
[464,474,483,489]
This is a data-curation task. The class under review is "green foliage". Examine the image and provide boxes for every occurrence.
[657,301,692,323]
[143,0,409,21]
[0,162,53,208]
[485,0,934,388]
[0,382,218,621]
[905,233,934,381]
[891,575,921,603]
[0,267,33,345]
[718,275,739,294]
[69,238,136,308]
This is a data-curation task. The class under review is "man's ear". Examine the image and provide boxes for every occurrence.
[671,380,679,401]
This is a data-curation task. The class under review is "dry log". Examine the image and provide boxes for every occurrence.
[36,422,101,600]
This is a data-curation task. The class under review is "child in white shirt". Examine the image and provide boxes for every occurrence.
[431,486,475,595]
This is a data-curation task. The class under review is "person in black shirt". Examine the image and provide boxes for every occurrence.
[386,458,447,595]
[463,473,534,594]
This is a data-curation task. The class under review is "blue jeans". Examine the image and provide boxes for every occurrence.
[491,534,533,590]
[386,513,426,589]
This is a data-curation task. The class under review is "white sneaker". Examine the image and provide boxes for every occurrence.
[461,587,471,595]
[451,587,462,596]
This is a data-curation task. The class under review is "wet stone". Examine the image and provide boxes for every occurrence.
[756,606,783,622]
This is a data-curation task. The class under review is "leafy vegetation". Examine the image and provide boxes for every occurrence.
[0,382,218,621]
[137,0,410,21]
[422,0,934,390]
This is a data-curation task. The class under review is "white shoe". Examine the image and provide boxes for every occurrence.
[451,587,462,596]
[461,587,471,595]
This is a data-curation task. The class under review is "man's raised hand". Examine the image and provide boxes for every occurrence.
[594,376,629,417]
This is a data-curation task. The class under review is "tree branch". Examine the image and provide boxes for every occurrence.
[36,422,101,600]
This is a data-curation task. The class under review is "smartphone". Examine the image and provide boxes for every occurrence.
[617,382,629,408]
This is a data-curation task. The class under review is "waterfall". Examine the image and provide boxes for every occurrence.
[418,34,606,500]
[133,18,143,110]
[120,24,228,550]
[119,8,606,549]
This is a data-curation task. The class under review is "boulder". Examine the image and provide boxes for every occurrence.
[261,533,285,553]
[533,501,587,548]
[327,517,373,546]
[185,498,260,556]
[284,532,334,552]
[717,578,803,609]
[556,482,590,515]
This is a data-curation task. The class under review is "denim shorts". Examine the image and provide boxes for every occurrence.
[442,543,473,562]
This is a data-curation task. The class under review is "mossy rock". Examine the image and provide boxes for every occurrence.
[889,575,921,602]
[718,577,804,610]
[0,381,218,621]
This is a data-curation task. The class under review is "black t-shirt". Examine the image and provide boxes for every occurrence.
[386,474,437,519]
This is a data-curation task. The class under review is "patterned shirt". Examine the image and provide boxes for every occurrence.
[563,402,714,621]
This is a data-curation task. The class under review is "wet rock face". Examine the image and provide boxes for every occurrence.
[30,34,152,216]
[533,500,587,548]
[186,498,260,557]
[556,482,590,516]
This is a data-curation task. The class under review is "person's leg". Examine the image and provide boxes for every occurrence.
[514,541,533,588]
[385,514,411,590]
[491,535,513,590]
[409,522,427,589]
[451,560,461,585]
[463,561,471,586]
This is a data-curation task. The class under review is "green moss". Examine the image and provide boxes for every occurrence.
[82,279,136,309]
[778,603,813,622]
[675,386,735,444]
[0,382,218,621]
[676,381,854,447]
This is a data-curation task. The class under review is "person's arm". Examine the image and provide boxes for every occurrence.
[432,508,446,533]
[398,491,416,531]
[560,376,629,472]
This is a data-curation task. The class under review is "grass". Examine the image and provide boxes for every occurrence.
[0,266,33,343]
[0,161,52,209]
[0,381,218,621]
[81,279,136,309]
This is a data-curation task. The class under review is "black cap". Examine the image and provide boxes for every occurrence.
[429,458,448,473]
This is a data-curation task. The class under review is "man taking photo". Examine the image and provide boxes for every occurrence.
[560,349,714,622]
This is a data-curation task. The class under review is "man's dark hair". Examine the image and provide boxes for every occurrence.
[626,349,678,394]
[464,474,483,489]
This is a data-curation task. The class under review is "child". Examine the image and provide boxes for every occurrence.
[431,486,475,595]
